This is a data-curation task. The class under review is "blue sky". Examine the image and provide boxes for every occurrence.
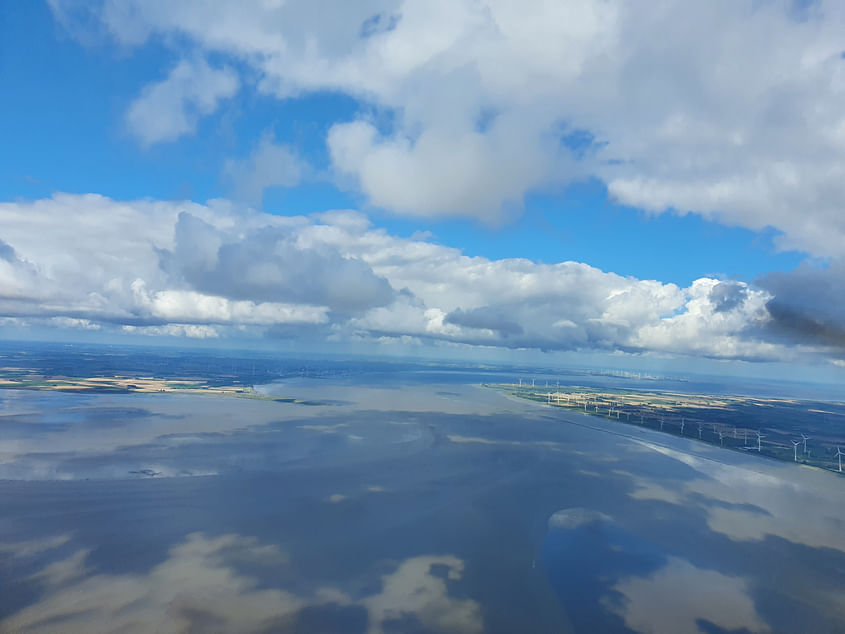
[1,1,844,380]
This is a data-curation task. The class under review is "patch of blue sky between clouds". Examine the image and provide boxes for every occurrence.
[374,180,804,287]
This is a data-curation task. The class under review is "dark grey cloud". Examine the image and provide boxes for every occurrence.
[757,260,845,348]
[445,306,524,337]
[438,298,632,352]
[764,303,845,349]
[159,212,396,314]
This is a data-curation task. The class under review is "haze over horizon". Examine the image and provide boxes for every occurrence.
[3,1,845,384]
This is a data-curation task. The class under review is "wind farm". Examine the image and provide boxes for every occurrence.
[490,382,845,475]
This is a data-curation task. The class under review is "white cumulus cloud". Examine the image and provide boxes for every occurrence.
[49,0,845,254]
[1,193,842,364]
[126,56,239,147]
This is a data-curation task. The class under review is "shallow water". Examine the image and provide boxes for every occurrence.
[1,377,844,633]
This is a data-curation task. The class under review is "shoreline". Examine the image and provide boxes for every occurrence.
[487,383,845,477]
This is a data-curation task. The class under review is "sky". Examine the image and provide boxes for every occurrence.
[1,0,845,381]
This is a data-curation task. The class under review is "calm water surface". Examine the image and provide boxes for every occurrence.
[1,375,844,633]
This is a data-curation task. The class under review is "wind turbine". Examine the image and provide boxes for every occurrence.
[756,430,766,452]
[660,418,665,431]
[791,439,801,462]
[698,423,703,440]
[679,419,685,435]
[801,433,810,454]
[835,447,843,473]
[718,429,725,447]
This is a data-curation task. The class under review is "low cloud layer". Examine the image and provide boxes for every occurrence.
[1,193,842,365]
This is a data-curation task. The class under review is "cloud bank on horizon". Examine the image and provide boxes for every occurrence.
[0,193,841,366]
[3,0,845,368]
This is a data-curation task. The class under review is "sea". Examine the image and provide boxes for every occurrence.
[1,361,844,633]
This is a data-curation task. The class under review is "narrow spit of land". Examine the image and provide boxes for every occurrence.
[0,369,329,405]
[489,383,845,475]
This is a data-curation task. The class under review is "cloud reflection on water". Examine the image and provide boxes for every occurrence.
[607,557,769,634]
[545,508,772,634]
[1,533,483,634]
[630,440,845,552]
[0,534,70,558]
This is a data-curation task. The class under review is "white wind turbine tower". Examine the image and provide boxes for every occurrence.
[791,439,801,462]
[834,447,843,472]
[718,429,725,447]
[698,423,703,440]
[756,430,766,452]
[801,433,810,455]
[679,419,685,435]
